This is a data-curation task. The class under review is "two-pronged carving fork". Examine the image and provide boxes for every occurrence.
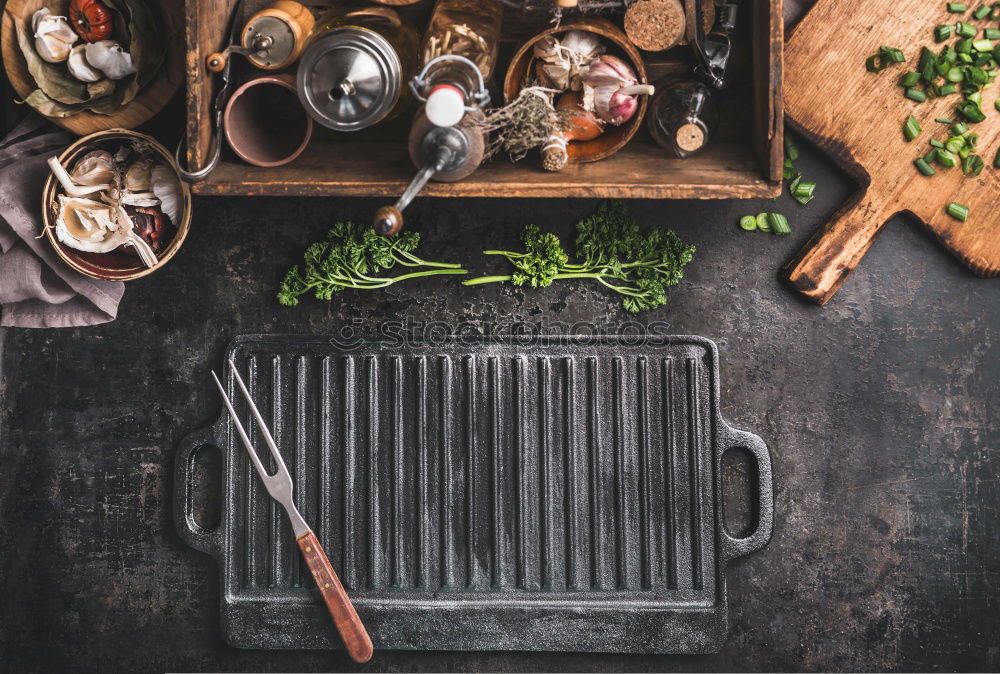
[211,362,373,663]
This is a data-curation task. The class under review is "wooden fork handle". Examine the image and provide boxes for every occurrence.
[296,531,373,663]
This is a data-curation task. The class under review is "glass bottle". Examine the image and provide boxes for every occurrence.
[647,78,719,158]
[296,3,419,131]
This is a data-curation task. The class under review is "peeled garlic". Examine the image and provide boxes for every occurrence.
[150,163,181,224]
[84,41,136,80]
[69,150,115,186]
[67,44,102,82]
[54,196,130,254]
[32,8,77,63]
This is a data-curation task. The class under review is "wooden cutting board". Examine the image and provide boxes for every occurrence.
[783,0,1000,304]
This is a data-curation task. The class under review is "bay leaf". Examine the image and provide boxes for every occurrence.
[24,89,86,117]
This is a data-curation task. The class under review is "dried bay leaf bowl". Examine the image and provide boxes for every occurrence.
[1,0,184,134]
[42,129,192,281]
[503,16,650,166]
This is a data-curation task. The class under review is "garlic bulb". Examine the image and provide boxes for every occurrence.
[581,55,654,126]
[150,163,181,225]
[55,196,130,253]
[67,44,102,82]
[70,150,114,186]
[532,30,605,92]
[84,41,136,80]
[32,8,77,63]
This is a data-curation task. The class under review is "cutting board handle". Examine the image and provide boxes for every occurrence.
[718,425,774,563]
[784,190,890,305]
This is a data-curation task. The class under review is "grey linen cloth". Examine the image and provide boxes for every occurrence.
[0,115,124,328]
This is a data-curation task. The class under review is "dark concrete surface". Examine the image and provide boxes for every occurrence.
[1,127,998,672]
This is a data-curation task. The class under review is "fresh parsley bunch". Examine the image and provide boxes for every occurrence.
[463,201,695,313]
[277,222,465,306]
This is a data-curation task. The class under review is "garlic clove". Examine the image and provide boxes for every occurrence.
[150,163,182,225]
[69,150,115,186]
[32,9,78,63]
[67,44,102,82]
[124,158,154,192]
[84,40,137,80]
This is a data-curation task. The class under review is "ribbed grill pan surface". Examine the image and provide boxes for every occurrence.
[175,334,773,653]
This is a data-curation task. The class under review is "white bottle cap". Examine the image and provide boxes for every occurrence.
[425,85,466,127]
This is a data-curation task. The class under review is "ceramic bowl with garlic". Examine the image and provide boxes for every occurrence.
[42,129,192,281]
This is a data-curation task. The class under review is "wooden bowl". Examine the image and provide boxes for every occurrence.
[503,17,649,165]
[42,129,193,281]
[1,0,184,135]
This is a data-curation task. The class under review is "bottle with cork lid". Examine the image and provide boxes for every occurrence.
[646,77,719,159]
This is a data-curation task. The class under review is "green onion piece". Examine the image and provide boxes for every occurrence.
[986,28,1000,40]
[937,149,960,166]
[946,202,969,221]
[915,157,937,175]
[936,24,955,41]
[957,21,977,38]
[783,167,796,179]
[906,88,928,102]
[948,1,968,10]
[967,133,979,148]
[739,215,757,231]
[965,154,985,176]
[957,37,974,52]
[947,66,966,81]
[946,136,967,153]
[992,1,1000,18]
[974,3,993,17]
[755,213,771,232]
[935,118,954,124]
[767,213,791,235]
[930,139,946,148]
[952,121,970,135]
[940,83,959,94]
[880,46,906,62]
[924,148,940,163]
[900,71,922,86]
[941,45,958,63]
[973,39,994,51]
[903,115,922,141]
[994,147,1000,168]
[957,99,986,121]
[968,90,983,105]
[996,99,1000,111]
[866,54,885,72]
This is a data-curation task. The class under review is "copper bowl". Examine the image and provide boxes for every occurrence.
[42,129,193,282]
[503,17,650,165]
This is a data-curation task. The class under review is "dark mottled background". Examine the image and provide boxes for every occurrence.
[1,1,998,672]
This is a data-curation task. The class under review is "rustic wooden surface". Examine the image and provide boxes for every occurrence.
[783,0,1000,304]
[185,0,783,199]
[0,0,184,135]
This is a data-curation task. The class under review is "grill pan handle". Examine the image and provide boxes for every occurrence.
[718,425,774,562]
[173,423,225,559]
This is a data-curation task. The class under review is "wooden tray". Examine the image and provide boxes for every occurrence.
[184,0,783,199]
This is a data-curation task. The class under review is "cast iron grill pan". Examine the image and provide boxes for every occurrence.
[175,334,773,653]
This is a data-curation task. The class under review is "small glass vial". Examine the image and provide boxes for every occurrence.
[296,4,419,131]
[647,78,719,158]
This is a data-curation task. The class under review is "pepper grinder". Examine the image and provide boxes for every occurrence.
[207,0,315,73]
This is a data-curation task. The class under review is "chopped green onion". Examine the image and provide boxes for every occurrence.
[963,153,985,175]
[915,157,937,175]
[946,202,969,221]
[974,3,993,17]
[755,213,771,232]
[906,87,928,102]
[935,117,954,123]
[973,39,994,51]
[947,66,966,81]
[994,147,1000,168]
[931,139,946,148]
[900,71,922,86]
[946,136,967,153]
[986,28,1000,40]
[996,99,1000,111]
[966,133,979,148]
[785,135,800,161]
[957,37,974,52]
[925,147,940,162]
[791,179,816,205]
[957,21,977,38]
[739,215,757,231]
[936,24,955,41]
[937,149,960,166]
[956,99,986,121]
[940,83,959,94]
[952,121,969,135]
[767,213,791,235]
[903,115,922,141]
[880,46,907,62]
[948,2,968,11]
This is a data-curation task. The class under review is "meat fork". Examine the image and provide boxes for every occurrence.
[211,362,373,663]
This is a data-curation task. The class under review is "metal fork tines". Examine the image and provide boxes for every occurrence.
[211,361,310,538]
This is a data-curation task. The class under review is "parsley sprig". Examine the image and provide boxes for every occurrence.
[277,222,465,306]
[463,201,695,313]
